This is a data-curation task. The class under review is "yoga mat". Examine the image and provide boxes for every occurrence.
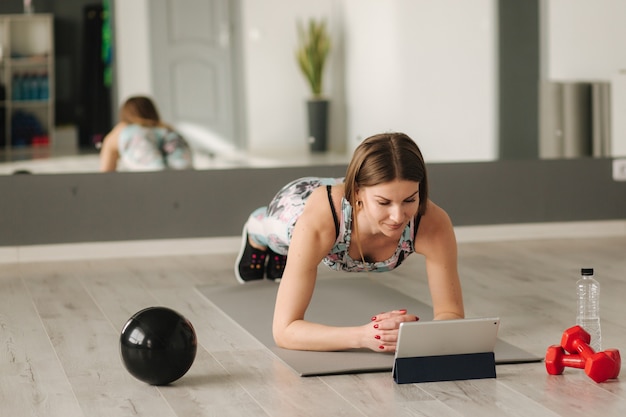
[197,278,541,376]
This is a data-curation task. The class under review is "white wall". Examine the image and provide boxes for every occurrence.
[113,0,498,161]
[112,0,152,105]
[240,0,497,161]
[239,0,337,155]
[544,0,626,80]
[544,0,626,157]
[342,0,497,161]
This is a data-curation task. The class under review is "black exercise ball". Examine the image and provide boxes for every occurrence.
[120,306,197,385]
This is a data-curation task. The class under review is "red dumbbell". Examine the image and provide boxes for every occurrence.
[560,325,619,383]
[545,345,621,379]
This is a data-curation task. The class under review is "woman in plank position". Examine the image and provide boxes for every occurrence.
[235,132,464,352]
[100,95,193,172]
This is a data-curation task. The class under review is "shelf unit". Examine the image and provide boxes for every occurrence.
[0,13,54,154]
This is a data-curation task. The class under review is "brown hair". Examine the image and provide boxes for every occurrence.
[119,96,167,128]
[345,132,429,214]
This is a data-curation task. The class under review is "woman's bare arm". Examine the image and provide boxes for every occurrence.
[414,201,465,320]
[99,122,126,172]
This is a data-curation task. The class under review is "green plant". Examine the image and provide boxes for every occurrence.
[296,18,331,98]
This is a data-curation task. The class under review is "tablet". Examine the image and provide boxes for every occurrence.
[395,317,500,359]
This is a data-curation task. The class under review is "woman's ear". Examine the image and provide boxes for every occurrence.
[354,187,365,209]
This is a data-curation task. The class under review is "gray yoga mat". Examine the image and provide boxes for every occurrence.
[197,278,541,376]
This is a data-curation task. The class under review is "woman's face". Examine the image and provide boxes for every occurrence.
[356,180,420,237]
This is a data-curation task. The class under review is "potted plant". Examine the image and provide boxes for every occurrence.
[296,18,331,152]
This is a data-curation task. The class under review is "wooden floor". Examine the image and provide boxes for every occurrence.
[1,235,625,416]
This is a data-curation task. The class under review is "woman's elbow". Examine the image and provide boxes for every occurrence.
[273,321,303,349]
[272,326,290,349]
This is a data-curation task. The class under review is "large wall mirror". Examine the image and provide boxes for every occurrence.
[1,0,625,175]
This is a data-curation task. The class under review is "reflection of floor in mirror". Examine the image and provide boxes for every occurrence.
[0,155,97,175]
[0,147,351,175]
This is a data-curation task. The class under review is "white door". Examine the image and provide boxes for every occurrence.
[148,0,239,148]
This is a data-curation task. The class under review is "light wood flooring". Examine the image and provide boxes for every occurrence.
[1,235,626,416]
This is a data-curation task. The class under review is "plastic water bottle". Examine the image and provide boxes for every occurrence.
[39,72,49,100]
[576,268,602,351]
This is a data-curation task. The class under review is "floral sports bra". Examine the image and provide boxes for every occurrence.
[322,185,421,272]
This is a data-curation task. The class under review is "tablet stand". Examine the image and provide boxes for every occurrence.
[393,352,496,384]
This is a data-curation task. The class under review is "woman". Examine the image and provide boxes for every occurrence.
[100,96,193,172]
[235,132,464,352]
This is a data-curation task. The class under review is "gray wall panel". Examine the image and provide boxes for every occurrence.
[428,159,625,226]
[498,0,540,160]
[1,159,624,246]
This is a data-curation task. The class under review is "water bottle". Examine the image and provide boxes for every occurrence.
[29,73,39,100]
[576,268,601,351]
[21,73,31,100]
[39,72,49,100]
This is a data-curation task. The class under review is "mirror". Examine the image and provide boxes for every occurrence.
[1,0,624,175]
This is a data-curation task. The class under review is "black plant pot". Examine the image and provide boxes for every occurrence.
[307,99,329,152]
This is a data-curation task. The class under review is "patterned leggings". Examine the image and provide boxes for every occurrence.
[245,177,342,255]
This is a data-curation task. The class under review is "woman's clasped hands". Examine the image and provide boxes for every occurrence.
[363,309,419,352]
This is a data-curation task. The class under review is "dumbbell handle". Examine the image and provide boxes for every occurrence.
[545,345,597,374]
[561,325,603,360]
[561,354,585,369]
[570,338,598,359]
[563,349,621,378]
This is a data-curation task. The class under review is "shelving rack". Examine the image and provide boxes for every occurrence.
[0,13,54,155]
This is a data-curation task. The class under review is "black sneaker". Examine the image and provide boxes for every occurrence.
[235,226,267,284]
[266,249,287,282]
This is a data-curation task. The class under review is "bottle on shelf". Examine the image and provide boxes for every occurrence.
[29,72,40,100]
[576,267,602,351]
[23,72,33,100]
[39,71,49,100]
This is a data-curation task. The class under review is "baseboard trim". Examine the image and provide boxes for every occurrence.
[0,237,241,264]
[1,220,624,264]
[454,219,626,243]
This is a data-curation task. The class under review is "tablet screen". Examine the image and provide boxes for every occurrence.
[395,317,500,359]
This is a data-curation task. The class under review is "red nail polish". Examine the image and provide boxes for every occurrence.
[375,335,381,339]
[379,345,385,350]
[373,324,379,329]
[371,316,377,321]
